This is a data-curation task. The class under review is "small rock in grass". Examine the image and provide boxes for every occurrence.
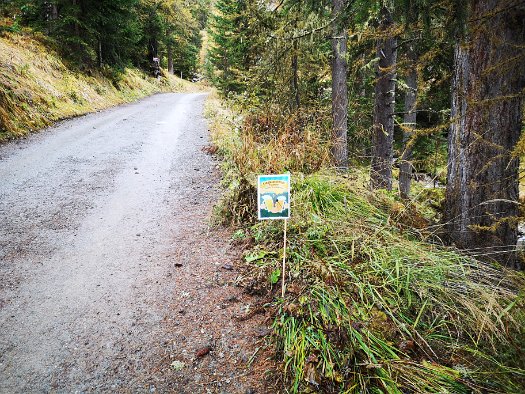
[255,326,271,338]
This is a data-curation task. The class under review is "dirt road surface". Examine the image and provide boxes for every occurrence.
[0,93,271,393]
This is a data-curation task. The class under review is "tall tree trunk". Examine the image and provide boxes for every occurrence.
[97,39,103,67]
[71,0,82,63]
[168,45,174,75]
[45,3,58,34]
[331,0,348,170]
[371,6,397,190]
[291,39,300,110]
[399,43,417,198]
[445,0,525,269]
[291,10,300,110]
[72,0,79,37]
[51,3,58,20]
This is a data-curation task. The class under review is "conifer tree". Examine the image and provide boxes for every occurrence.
[370,5,397,190]
[445,0,525,268]
[331,0,349,169]
[207,0,252,93]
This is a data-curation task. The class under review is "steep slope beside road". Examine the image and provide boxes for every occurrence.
[0,31,195,142]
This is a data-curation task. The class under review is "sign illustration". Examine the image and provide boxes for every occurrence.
[257,174,290,220]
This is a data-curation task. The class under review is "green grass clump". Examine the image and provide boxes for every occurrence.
[205,95,525,393]
[267,174,525,393]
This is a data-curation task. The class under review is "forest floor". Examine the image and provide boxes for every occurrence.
[0,92,275,393]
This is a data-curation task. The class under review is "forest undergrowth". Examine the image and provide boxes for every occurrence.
[0,29,197,141]
[205,92,525,393]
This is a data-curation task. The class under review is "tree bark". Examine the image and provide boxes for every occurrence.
[168,45,174,75]
[445,0,525,269]
[72,0,80,37]
[97,39,103,67]
[45,3,59,34]
[291,39,300,110]
[331,0,348,170]
[399,43,417,199]
[371,6,397,190]
[71,0,82,62]
[51,3,58,20]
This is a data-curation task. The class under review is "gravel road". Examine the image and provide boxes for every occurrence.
[0,93,267,393]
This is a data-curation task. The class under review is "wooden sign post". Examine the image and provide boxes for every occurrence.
[281,218,287,297]
[257,174,291,297]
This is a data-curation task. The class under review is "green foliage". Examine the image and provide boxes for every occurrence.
[206,0,255,93]
[205,0,460,187]
[207,0,336,114]
[205,94,525,393]
[262,172,525,393]
[0,0,205,76]
[270,268,281,285]
[0,31,193,140]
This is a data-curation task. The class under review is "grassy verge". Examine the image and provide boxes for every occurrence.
[205,92,525,393]
[0,30,201,141]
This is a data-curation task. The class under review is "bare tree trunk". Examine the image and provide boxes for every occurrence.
[445,0,525,269]
[291,39,300,109]
[97,39,103,67]
[399,43,417,198]
[51,3,58,20]
[331,0,348,170]
[168,45,174,75]
[371,6,397,190]
[72,0,79,37]
[45,3,59,34]
[70,0,82,63]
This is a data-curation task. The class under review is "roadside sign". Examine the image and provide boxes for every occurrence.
[257,173,291,297]
[257,174,290,220]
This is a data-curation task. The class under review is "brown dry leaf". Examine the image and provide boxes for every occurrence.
[202,145,219,155]
[304,362,320,386]
[195,345,212,358]
[399,339,415,353]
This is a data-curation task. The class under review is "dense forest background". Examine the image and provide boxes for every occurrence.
[0,0,210,77]
[205,0,525,269]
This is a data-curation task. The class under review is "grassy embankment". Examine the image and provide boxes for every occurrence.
[0,30,198,141]
[205,92,525,393]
